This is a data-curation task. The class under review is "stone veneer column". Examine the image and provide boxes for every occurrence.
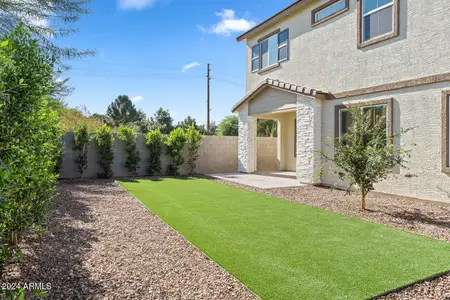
[238,104,257,173]
[296,95,322,184]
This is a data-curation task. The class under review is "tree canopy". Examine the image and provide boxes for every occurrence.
[106,95,147,127]
[147,107,174,134]
[0,0,93,59]
[217,115,239,136]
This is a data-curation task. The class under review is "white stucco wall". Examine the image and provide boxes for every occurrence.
[249,88,297,116]
[321,82,450,203]
[245,0,450,93]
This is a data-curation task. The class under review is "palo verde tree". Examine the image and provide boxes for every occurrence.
[165,127,187,175]
[117,125,140,176]
[0,25,62,273]
[93,124,114,178]
[316,105,410,210]
[146,129,164,176]
[73,124,90,179]
[186,124,203,175]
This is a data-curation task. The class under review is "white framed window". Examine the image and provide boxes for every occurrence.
[362,0,394,42]
[251,29,289,72]
[251,45,260,72]
[314,0,347,23]
[278,29,289,62]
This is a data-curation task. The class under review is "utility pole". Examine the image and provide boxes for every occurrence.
[206,63,211,132]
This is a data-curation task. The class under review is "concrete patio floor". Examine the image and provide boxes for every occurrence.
[208,172,304,189]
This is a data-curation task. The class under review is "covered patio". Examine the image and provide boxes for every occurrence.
[209,171,303,189]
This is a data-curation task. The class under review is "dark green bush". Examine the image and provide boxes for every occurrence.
[186,124,203,175]
[93,125,114,179]
[146,129,164,176]
[118,125,140,176]
[165,128,187,175]
[73,124,90,179]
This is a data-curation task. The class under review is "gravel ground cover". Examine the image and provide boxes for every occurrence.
[119,178,450,300]
[209,176,450,300]
[1,180,257,300]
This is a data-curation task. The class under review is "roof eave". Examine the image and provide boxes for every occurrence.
[236,0,307,42]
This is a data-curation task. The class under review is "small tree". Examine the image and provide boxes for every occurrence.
[165,128,187,175]
[73,124,90,179]
[146,129,164,176]
[186,124,203,175]
[117,125,140,176]
[316,105,410,210]
[93,124,114,178]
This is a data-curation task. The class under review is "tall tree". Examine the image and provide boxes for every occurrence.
[147,107,174,134]
[217,115,239,136]
[0,0,93,59]
[258,119,277,137]
[177,116,199,131]
[106,95,146,127]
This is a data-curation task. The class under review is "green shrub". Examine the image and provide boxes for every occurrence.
[146,129,164,176]
[165,128,187,175]
[186,124,203,175]
[93,125,114,178]
[117,125,140,176]
[73,124,90,179]
[0,25,62,273]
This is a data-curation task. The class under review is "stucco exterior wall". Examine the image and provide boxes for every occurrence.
[245,0,450,94]
[249,88,297,116]
[257,137,278,171]
[59,134,276,179]
[321,82,450,203]
[277,111,297,171]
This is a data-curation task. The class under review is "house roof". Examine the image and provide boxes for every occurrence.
[236,0,309,42]
[231,78,326,113]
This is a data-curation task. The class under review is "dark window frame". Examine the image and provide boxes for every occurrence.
[334,98,394,141]
[311,0,349,27]
[250,29,289,73]
[357,0,399,49]
[442,91,450,173]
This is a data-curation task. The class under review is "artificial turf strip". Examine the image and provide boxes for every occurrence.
[118,178,450,300]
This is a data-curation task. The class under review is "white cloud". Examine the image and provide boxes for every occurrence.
[182,62,201,72]
[198,9,256,36]
[131,95,144,102]
[118,0,156,10]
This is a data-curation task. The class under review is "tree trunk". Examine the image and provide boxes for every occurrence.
[361,192,366,211]
[11,232,18,246]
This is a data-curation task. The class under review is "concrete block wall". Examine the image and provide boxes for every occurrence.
[59,133,276,179]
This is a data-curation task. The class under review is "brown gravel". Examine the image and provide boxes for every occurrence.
[1,180,258,300]
[209,176,450,300]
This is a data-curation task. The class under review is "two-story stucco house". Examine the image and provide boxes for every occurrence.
[232,0,450,202]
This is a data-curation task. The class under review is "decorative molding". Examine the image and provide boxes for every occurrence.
[442,91,450,173]
[334,98,394,139]
[330,72,450,99]
[357,0,399,49]
[311,0,349,27]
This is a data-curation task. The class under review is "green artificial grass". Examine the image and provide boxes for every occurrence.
[118,178,450,300]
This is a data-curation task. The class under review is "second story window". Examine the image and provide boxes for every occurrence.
[251,29,289,72]
[362,0,394,42]
[312,0,349,26]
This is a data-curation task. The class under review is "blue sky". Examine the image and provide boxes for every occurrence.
[60,0,293,124]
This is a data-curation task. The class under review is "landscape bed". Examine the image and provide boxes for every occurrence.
[119,177,450,300]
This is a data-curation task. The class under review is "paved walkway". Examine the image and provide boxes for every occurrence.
[209,172,303,189]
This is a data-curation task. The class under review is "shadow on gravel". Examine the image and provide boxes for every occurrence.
[382,209,450,229]
[2,182,104,299]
